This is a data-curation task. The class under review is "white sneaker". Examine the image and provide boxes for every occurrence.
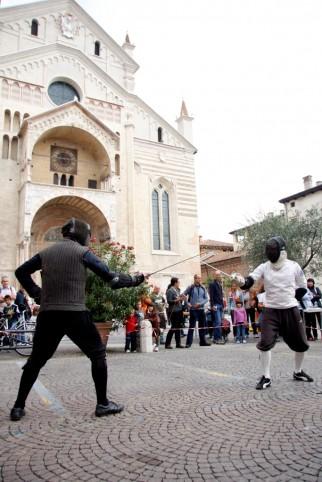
[243,340,246,344]
[153,346,159,352]
[125,349,130,353]
[236,340,240,344]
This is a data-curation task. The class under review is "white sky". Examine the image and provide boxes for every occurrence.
[3,0,322,241]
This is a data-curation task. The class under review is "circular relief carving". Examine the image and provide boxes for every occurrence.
[50,146,77,174]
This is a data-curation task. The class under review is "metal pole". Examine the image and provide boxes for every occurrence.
[148,252,205,276]
[201,261,232,279]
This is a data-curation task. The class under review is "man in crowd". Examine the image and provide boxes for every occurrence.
[10,218,146,421]
[150,285,167,344]
[0,275,17,303]
[184,274,211,348]
[208,270,225,344]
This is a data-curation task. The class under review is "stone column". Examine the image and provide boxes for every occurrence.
[122,111,136,246]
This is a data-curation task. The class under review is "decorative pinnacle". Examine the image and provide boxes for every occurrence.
[180,100,189,117]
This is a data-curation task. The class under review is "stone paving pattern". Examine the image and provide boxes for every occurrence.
[1,336,322,481]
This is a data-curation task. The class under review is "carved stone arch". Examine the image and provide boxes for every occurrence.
[30,195,111,255]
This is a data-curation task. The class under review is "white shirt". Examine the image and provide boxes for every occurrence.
[0,286,16,299]
[250,259,306,309]
[257,292,266,306]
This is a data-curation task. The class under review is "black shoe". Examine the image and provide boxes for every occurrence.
[95,401,124,417]
[165,345,173,349]
[176,345,185,348]
[256,376,271,390]
[10,407,25,421]
[185,344,191,348]
[200,342,211,346]
[293,370,314,382]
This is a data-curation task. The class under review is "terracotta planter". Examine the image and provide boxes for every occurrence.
[94,321,113,346]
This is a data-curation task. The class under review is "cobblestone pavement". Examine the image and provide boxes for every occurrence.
[1,335,322,482]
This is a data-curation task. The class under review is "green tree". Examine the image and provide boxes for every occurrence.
[241,207,322,275]
[85,241,148,327]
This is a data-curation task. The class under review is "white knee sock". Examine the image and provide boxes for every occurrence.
[260,350,271,379]
[294,352,304,373]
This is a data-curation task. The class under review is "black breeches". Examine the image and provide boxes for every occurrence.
[14,311,108,408]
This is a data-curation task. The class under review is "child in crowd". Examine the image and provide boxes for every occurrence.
[124,308,138,353]
[29,305,40,325]
[135,301,145,352]
[145,304,160,352]
[234,300,247,344]
[221,317,231,343]
[3,294,19,329]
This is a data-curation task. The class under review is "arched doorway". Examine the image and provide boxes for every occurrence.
[30,196,110,255]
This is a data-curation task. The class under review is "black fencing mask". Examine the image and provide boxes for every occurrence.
[61,218,91,246]
[265,236,286,263]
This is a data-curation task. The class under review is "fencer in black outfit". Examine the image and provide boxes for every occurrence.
[10,218,145,421]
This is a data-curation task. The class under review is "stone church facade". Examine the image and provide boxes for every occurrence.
[0,0,199,289]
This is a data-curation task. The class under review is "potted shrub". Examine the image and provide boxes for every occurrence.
[85,241,148,345]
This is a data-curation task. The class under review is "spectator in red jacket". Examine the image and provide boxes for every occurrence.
[124,309,138,353]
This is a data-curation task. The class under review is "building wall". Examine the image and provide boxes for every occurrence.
[0,0,199,291]
[201,255,248,285]
[284,191,322,217]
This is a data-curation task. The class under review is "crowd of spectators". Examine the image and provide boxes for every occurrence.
[122,273,322,353]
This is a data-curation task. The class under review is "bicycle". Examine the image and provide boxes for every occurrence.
[0,311,35,356]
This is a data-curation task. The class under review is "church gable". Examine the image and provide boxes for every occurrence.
[0,0,138,88]
[20,100,119,151]
[0,44,125,126]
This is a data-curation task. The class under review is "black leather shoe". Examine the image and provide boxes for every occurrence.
[95,401,124,417]
[165,345,173,349]
[185,344,191,348]
[176,345,185,348]
[200,342,211,346]
[10,407,25,421]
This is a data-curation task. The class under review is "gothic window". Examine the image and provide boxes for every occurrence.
[157,127,163,143]
[115,154,120,176]
[152,185,171,251]
[152,190,160,250]
[31,19,39,36]
[53,173,59,185]
[1,80,9,99]
[11,83,20,101]
[13,112,20,132]
[48,81,80,106]
[68,175,74,186]
[2,135,9,159]
[94,41,101,56]
[34,87,42,105]
[61,174,66,186]
[4,110,11,131]
[11,137,18,161]
[162,191,171,250]
[22,85,32,103]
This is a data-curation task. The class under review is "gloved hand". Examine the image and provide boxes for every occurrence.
[295,287,307,301]
[231,272,245,287]
[131,273,145,286]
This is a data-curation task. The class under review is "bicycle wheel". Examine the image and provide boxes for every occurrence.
[14,328,34,357]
